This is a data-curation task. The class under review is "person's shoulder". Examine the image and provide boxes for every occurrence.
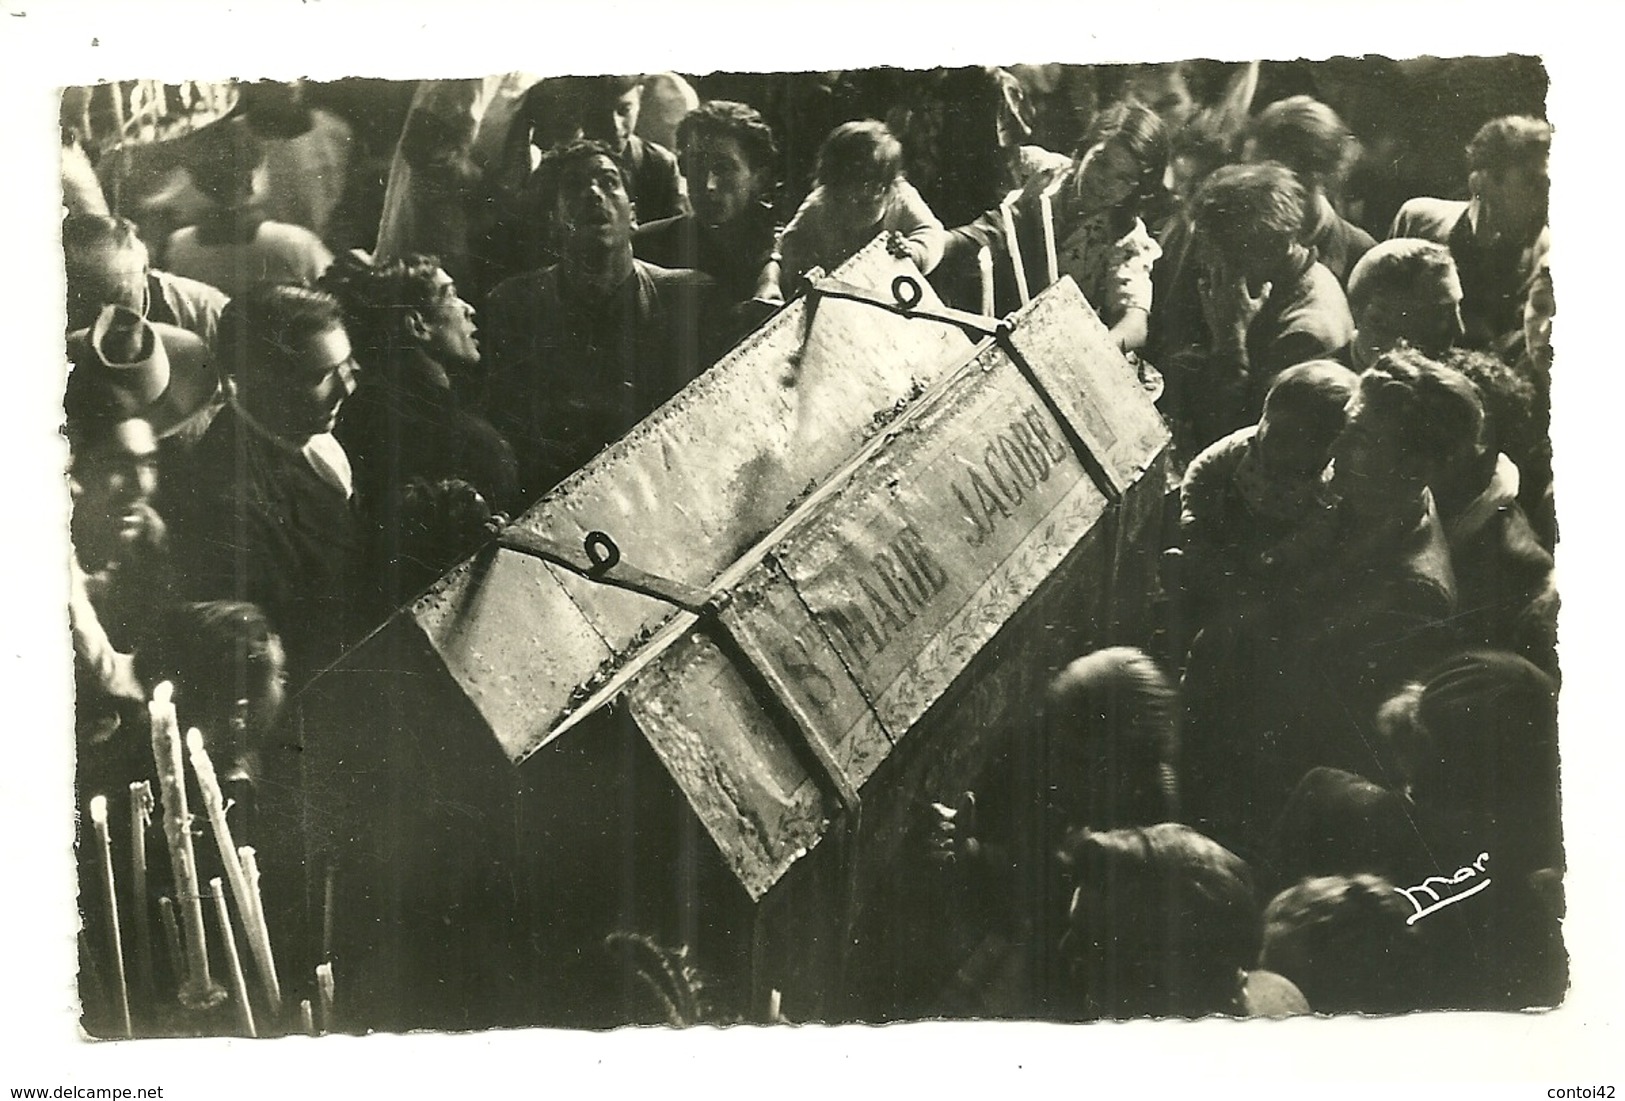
[1183,426,1255,484]
[487,263,562,306]
[633,213,692,250]
[639,136,680,170]
[1278,262,1354,330]
[636,257,715,290]
[1391,197,1468,242]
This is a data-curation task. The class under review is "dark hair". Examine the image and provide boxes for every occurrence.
[1466,115,1551,177]
[318,250,444,367]
[62,212,145,260]
[183,117,266,208]
[1347,237,1461,317]
[1261,874,1423,1014]
[1356,348,1485,475]
[216,282,344,381]
[815,120,904,192]
[1247,95,1361,196]
[1261,359,1360,438]
[1189,162,1306,257]
[1442,347,1543,470]
[676,99,779,176]
[1056,823,1260,1017]
[1076,99,1168,226]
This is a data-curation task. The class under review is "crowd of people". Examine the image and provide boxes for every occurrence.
[65,60,1558,1023]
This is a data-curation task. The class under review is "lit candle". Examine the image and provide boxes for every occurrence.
[147,683,224,1010]
[187,729,281,1013]
[128,781,154,1001]
[88,795,131,1038]
[209,878,256,1037]
[315,963,335,1035]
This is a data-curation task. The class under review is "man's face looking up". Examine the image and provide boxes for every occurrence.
[555,153,634,255]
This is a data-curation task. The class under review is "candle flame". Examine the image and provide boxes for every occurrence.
[152,681,174,706]
[89,794,108,825]
[186,728,206,755]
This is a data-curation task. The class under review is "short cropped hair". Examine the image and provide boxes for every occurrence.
[216,282,344,380]
[1189,162,1307,257]
[1347,238,1462,316]
[676,99,779,177]
[1247,95,1360,195]
[1057,823,1260,1017]
[1356,348,1485,475]
[1466,115,1551,177]
[1262,359,1361,438]
[814,120,904,193]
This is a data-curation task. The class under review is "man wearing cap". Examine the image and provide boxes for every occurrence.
[64,307,197,748]
[66,301,222,454]
[164,283,369,686]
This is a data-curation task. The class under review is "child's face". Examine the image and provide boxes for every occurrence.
[1256,413,1337,481]
[825,179,890,228]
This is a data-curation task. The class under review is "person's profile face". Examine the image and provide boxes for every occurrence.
[1256,414,1337,481]
[417,268,480,372]
[555,153,634,250]
[255,323,359,440]
[681,133,769,229]
[1478,160,1549,243]
[1330,393,1412,515]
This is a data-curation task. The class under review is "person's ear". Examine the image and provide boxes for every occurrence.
[404,308,432,344]
[1468,167,1486,201]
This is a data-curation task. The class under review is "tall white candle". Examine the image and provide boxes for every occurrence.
[147,683,224,1010]
[209,878,256,1037]
[187,729,282,1013]
[89,796,131,1038]
[128,782,154,1000]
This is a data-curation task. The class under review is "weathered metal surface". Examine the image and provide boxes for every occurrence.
[408,237,976,764]
[609,281,1164,900]
[1004,278,1169,494]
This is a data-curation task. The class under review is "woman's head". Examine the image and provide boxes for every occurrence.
[815,120,905,223]
[1056,823,1260,1018]
[1070,101,1168,219]
[676,100,778,228]
[1256,360,1361,480]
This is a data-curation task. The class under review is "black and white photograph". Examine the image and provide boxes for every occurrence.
[5,2,1621,1093]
